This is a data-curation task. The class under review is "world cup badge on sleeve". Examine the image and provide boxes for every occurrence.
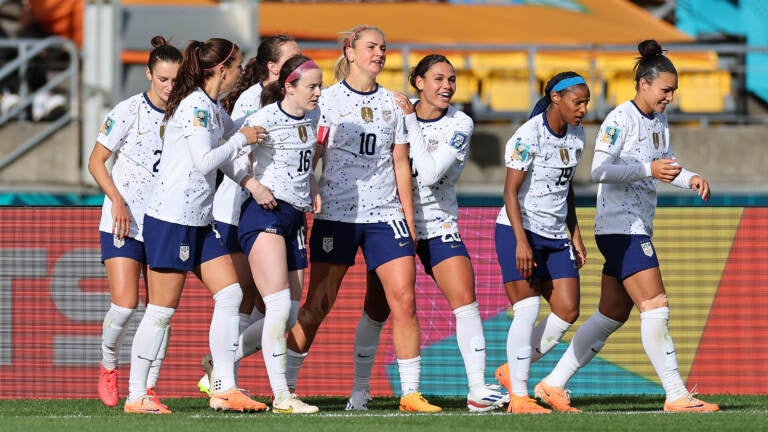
[193,108,209,128]
[322,235,334,253]
[298,125,308,143]
[360,106,374,123]
[641,241,654,257]
[559,148,570,165]
[179,244,190,262]
[101,117,115,136]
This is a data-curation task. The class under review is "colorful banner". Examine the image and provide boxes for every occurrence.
[0,207,765,399]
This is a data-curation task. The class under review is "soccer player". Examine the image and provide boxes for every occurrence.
[493,72,589,414]
[237,55,322,414]
[89,36,182,409]
[345,54,507,413]
[535,40,719,413]
[284,25,441,413]
[197,34,301,396]
[124,38,266,414]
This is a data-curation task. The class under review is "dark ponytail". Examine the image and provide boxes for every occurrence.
[529,71,586,119]
[633,39,677,91]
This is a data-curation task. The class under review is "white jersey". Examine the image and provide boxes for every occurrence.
[315,81,407,223]
[244,101,319,211]
[496,113,584,239]
[409,105,473,239]
[211,83,263,226]
[592,100,696,237]
[146,88,247,227]
[96,93,164,241]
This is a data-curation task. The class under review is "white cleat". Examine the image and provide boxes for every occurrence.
[273,393,319,414]
[345,389,372,411]
[467,383,508,412]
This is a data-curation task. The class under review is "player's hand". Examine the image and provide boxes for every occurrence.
[240,125,268,145]
[651,158,682,183]
[572,236,587,269]
[516,241,536,279]
[111,197,130,239]
[392,91,415,115]
[251,183,277,210]
[690,175,710,202]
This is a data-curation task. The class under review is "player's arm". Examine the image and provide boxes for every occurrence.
[88,142,130,239]
[565,182,586,268]
[393,142,416,242]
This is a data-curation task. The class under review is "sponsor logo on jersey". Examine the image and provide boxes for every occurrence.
[559,148,570,165]
[360,106,374,123]
[600,126,620,145]
[298,125,308,143]
[641,241,654,257]
[322,235,333,253]
[101,117,115,136]
[179,244,190,261]
[193,108,210,128]
[449,131,469,151]
[511,139,531,162]
[652,132,660,149]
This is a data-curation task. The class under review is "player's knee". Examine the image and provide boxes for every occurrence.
[638,293,667,312]
[298,303,329,327]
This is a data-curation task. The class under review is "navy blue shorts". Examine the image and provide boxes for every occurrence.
[143,215,229,271]
[214,220,242,253]
[495,224,578,283]
[416,234,470,275]
[596,234,659,282]
[309,219,415,272]
[99,231,146,264]
[238,198,307,271]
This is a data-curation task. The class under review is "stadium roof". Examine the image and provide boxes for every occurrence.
[259,0,692,45]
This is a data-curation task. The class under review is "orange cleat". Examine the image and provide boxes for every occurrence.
[399,392,442,413]
[534,380,581,413]
[664,393,720,413]
[146,387,168,410]
[98,364,119,407]
[209,388,268,412]
[495,363,511,394]
[124,395,172,414]
[507,394,552,414]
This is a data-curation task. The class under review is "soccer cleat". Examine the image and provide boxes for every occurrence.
[399,392,442,413]
[198,354,213,396]
[345,389,372,411]
[534,380,581,413]
[663,393,720,413]
[209,388,268,412]
[507,394,552,414]
[124,395,172,414]
[273,393,319,414]
[495,363,512,394]
[146,387,168,410]
[98,364,119,407]
[467,383,508,412]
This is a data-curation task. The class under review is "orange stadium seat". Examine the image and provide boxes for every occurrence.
[677,71,732,113]
[479,72,532,113]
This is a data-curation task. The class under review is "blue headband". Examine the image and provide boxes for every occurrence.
[551,76,586,92]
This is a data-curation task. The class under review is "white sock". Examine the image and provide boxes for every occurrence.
[147,325,170,389]
[640,307,687,401]
[286,348,307,390]
[352,312,385,392]
[233,313,253,376]
[506,296,539,396]
[210,283,242,393]
[544,311,622,388]
[531,312,572,363]
[398,356,421,396]
[261,289,291,398]
[127,304,174,402]
[453,301,486,392]
[101,303,135,370]
[237,317,264,361]
[249,307,265,322]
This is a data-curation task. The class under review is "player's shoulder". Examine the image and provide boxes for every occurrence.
[445,105,474,129]
[110,93,144,116]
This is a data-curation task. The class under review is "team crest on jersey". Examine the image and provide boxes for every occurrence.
[428,138,439,152]
[179,244,190,261]
[450,132,469,151]
[640,241,654,257]
[559,148,570,165]
[193,108,209,128]
[382,110,392,122]
[652,132,660,149]
[101,117,115,136]
[322,235,334,253]
[297,125,308,143]
[360,106,374,123]
[600,126,620,145]
[511,139,531,162]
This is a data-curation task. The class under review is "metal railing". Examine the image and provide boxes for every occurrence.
[0,36,79,170]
